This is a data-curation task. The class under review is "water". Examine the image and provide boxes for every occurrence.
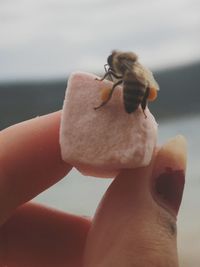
[34,114,200,266]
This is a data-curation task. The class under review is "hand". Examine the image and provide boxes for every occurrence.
[0,112,187,267]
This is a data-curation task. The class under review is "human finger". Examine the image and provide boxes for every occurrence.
[0,202,91,267]
[0,112,71,225]
[83,135,187,267]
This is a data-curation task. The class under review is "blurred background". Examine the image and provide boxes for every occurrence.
[0,0,200,266]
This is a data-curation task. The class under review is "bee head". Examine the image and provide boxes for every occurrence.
[107,54,113,69]
[107,50,117,70]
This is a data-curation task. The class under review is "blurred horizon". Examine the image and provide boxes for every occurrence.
[1,60,200,130]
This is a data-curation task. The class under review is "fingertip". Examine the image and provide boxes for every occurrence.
[153,135,187,179]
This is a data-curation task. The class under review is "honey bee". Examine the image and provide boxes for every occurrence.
[94,50,159,117]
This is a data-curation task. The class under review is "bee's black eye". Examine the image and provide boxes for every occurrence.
[107,54,113,68]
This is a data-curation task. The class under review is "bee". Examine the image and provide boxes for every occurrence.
[94,50,159,117]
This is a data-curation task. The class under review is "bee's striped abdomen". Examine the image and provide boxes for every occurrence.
[123,81,145,113]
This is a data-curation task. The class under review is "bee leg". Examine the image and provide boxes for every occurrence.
[103,64,113,81]
[94,80,123,110]
[141,87,150,118]
[95,71,112,81]
[103,65,115,81]
[104,63,109,73]
[95,70,123,82]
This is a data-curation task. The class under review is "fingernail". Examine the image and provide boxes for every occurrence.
[152,135,187,216]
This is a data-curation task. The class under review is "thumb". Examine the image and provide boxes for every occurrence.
[83,135,187,267]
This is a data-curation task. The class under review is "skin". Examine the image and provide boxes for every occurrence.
[0,111,187,267]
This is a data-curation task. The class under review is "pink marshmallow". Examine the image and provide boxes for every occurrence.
[60,72,157,178]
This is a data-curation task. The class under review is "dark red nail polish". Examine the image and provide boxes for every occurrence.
[154,167,185,215]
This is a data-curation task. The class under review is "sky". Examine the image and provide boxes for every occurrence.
[0,0,200,81]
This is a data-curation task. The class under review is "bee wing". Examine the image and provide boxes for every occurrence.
[121,60,159,91]
[142,65,159,91]
[134,63,160,91]
[121,60,149,86]
[140,64,159,102]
